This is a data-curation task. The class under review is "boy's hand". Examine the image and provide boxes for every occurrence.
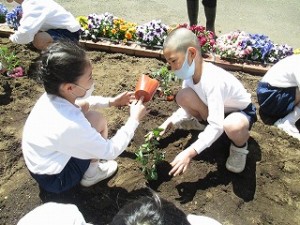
[110,91,135,107]
[169,148,197,176]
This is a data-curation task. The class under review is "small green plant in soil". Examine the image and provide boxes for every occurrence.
[151,65,178,97]
[135,127,165,181]
[0,46,20,74]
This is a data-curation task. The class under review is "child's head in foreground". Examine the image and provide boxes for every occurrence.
[163,27,202,80]
[110,191,190,225]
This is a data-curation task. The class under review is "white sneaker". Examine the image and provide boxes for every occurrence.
[274,119,300,140]
[226,143,249,173]
[80,160,118,187]
[179,118,206,131]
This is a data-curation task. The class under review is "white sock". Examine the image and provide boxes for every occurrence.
[84,161,99,178]
[282,106,300,124]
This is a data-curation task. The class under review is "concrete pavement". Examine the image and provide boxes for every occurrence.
[3,0,300,48]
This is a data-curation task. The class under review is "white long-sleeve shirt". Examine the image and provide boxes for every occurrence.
[17,202,91,225]
[22,93,139,175]
[10,0,81,44]
[261,54,300,89]
[168,62,252,154]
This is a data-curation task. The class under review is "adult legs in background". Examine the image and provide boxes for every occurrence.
[202,0,217,34]
[186,0,199,26]
[186,0,217,34]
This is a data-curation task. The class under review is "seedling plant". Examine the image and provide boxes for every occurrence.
[0,47,19,73]
[151,65,177,97]
[135,127,165,181]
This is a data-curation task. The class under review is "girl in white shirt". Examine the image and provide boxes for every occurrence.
[22,41,148,193]
[6,0,81,50]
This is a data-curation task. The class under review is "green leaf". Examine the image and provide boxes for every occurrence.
[150,169,158,180]
[152,127,163,137]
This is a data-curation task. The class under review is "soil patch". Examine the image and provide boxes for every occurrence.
[0,38,299,225]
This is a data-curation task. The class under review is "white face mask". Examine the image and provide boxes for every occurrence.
[174,51,195,80]
[73,82,95,100]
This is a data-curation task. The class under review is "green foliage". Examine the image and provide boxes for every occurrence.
[0,14,5,23]
[135,127,165,181]
[0,47,19,74]
[151,65,178,96]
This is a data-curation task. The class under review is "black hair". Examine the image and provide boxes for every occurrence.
[32,40,89,95]
[110,191,191,225]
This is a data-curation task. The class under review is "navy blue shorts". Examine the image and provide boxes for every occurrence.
[232,103,257,130]
[30,157,90,194]
[46,29,80,42]
[257,82,296,117]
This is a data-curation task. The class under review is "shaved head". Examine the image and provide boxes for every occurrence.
[163,28,201,53]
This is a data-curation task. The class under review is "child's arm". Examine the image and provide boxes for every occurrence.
[9,1,46,44]
[108,91,135,107]
[148,107,192,139]
[81,91,134,109]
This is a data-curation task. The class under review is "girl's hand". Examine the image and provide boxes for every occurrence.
[129,96,149,122]
[110,91,135,107]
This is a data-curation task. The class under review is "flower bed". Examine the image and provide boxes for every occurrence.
[79,13,137,44]
[136,20,168,49]
[0,6,298,75]
[215,30,294,64]
[177,23,216,54]
[5,5,22,30]
[76,14,297,66]
[0,3,8,23]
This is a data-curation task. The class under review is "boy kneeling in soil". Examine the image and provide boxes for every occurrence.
[257,54,300,140]
[155,28,257,176]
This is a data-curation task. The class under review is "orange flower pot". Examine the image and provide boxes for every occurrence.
[135,74,159,102]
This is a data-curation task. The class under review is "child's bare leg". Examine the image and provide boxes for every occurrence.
[85,110,108,139]
[295,89,300,105]
[224,112,250,173]
[223,112,250,146]
[176,87,208,121]
[33,32,54,50]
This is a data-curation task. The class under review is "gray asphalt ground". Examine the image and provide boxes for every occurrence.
[3,0,300,48]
